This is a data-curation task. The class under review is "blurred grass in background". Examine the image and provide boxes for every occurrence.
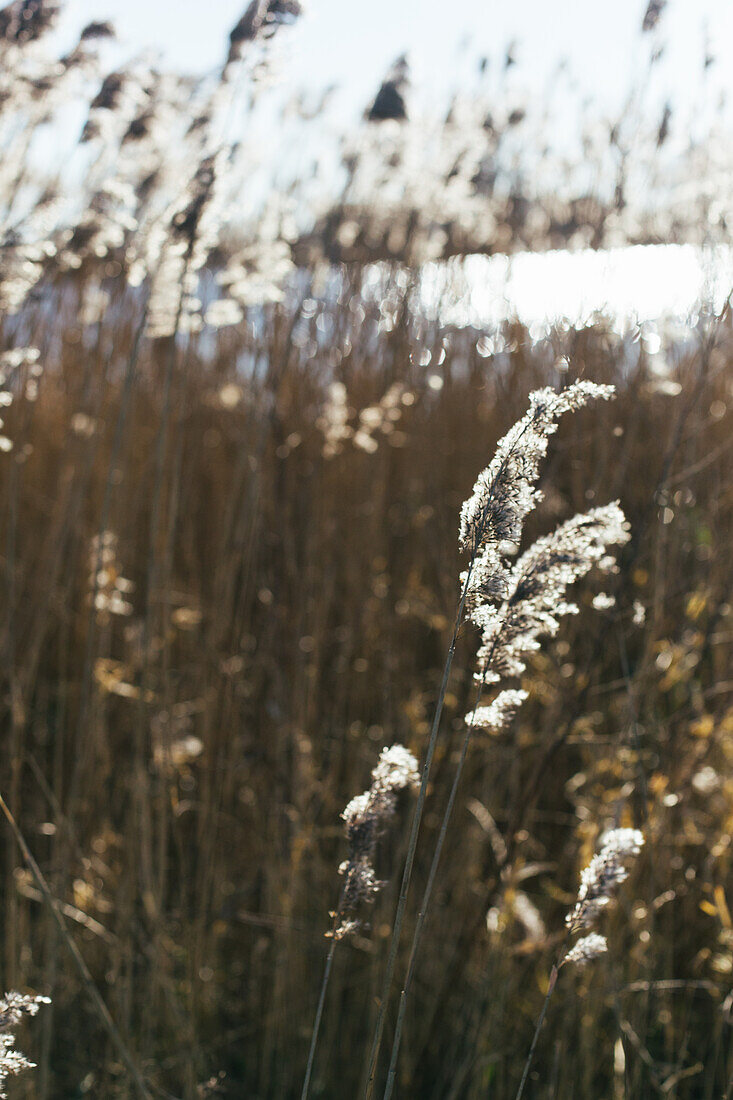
[3,273,732,1096]
[1,1,733,1096]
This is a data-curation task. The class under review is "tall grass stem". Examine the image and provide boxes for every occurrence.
[363,564,474,1099]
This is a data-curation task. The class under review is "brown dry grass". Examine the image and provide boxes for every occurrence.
[1,266,732,1097]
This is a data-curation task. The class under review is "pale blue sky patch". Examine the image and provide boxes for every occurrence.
[57,0,733,131]
[47,1,733,325]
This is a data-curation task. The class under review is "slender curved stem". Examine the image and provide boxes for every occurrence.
[383,665,488,1100]
[301,887,347,1100]
[360,402,554,1091]
[363,564,474,1099]
[514,962,559,1100]
[365,412,540,1097]
[0,792,151,1099]
[382,731,471,1098]
[383,551,552,1095]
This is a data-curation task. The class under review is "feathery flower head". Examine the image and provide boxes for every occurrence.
[328,919,360,942]
[0,0,59,46]
[227,0,303,65]
[0,993,49,1028]
[465,689,528,733]
[338,856,383,912]
[0,992,50,1098]
[472,503,630,683]
[458,382,615,558]
[371,744,420,793]
[642,0,667,32]
[335,743,419,938]
[562,932,608,968]
[566,828,644,932]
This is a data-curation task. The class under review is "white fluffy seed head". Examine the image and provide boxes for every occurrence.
[459,382,616,556]
[0,993,50,1096]
[562,933,608,967]
[334,743,419,939]
[465,689,528,733]
[566,828,645,931]
[371,744,420,793]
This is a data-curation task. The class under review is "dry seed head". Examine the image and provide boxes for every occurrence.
[79,20,114,41]
[0,0,59,46]
[227,0,303,65]
[0,992,50,1097]
[562,933,608,968]
[642,0,667,32]
[335,743,419,938]
[471,503,630,684]
[458,382,615,558]
[367,55,410,123]
[465,689,528,733]
[371,743,420,793]
[566,828,644,932]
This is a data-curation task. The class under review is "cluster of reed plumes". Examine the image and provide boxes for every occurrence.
[301,379,638,1100]
[1,0,729,312]
[1,1,733,1098]
[0,992,49,1097]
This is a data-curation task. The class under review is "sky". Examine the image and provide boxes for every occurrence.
[56,0,733,130]
[49,0,733,325]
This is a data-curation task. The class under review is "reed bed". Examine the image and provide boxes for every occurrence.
[1,2,732,1097]
[1,267,732,1096]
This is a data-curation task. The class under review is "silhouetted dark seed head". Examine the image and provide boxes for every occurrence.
[657,102,672,146]
[0,0,59,45]
[642,0,666,32]
[80,117,102,143]
[136,170,160,204]
[229,0,267,49]
[79,20,114,40]
[227,0,303,63]
[90,72,125,111]
[123,112,154,143]
[367,55,409,122]
[171,156,217,242]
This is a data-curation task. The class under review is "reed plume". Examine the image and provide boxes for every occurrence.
[515,828,645,1100]
[369,381,629,1097]
[301,744,419,1099]
[0,992,49,1097]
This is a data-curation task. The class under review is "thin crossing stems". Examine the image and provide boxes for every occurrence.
[0,792,152,1100]
[363,562,474,1099]
[366,416,537,1098]
[383,662,491,1100]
